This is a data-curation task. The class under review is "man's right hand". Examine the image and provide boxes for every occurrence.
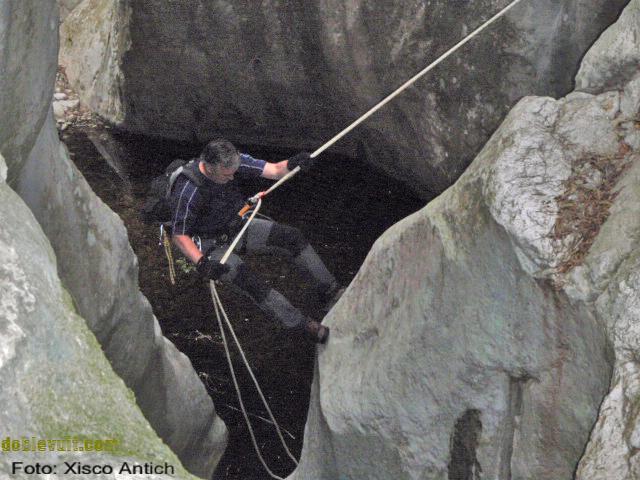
[287,152,315,171]
[196,256,230,280]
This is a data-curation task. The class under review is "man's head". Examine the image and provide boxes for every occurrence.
[200,139,240,184]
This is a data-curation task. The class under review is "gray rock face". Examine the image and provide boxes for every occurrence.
[290,96,616,480]
[576,233,640,479]
[0,1,57,179]
[58,0,130,123]
[569,2,640,478]
[1,1,227,477]
[14,113,228,477]
[58,0,83,21]
[59,0,627,196]
[575,0,640,94]
[0,153,195,480]
[289,2,640,475]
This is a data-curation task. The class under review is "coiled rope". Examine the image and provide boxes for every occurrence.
[210,0,525,477]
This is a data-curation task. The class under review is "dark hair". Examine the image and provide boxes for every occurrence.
[200,139,240,168]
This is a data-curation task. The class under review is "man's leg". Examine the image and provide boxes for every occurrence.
[244,219,339,295]
[201,240,307,329]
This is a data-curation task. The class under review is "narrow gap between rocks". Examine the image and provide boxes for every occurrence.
[448,409,483,480]
[60,122,427,480]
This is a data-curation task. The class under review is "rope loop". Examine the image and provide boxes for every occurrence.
[210,282,298,480]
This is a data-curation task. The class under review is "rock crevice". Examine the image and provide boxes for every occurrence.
[1,1,227,477]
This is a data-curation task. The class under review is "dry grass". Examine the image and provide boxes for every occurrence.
[551,143,631,275]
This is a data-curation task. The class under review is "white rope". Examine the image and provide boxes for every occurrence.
[210,283,289,480]
[264,168,300,196]
[310,0,524,159]
[246,0,524,205]
[211,283,299,478]
[213,198,299,475]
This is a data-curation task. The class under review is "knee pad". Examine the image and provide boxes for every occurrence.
[232,263,270,304]
[267,224,308,257]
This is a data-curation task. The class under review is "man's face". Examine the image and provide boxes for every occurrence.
[205,162,239,184]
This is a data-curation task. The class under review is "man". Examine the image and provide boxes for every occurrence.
[170,138,341,343]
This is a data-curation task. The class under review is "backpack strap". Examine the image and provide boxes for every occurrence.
[165,159,204,199]
[181,160,205,186]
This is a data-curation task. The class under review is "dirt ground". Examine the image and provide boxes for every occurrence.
[60,125,425,479]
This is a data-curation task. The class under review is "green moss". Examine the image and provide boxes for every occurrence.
[30,288,197,479]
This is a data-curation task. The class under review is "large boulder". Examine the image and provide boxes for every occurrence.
[1,1,227,477]
[575,0,640,94]
[0,152,195,480]
[59,0,628,196]
[288,1,640,474]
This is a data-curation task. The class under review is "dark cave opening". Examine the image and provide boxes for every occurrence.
[61,124,427,479]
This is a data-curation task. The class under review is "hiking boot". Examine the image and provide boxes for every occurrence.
[304,320,330,344]
[320,284,345,313]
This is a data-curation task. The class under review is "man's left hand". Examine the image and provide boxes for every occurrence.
[287,152,315,172]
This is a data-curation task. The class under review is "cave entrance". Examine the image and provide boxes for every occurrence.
[61,123,426,479]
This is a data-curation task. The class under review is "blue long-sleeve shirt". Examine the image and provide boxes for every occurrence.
[170,154,265,236]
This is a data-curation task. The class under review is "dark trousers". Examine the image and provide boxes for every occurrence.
[200,219,336,328]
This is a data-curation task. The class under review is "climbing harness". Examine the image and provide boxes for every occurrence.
[210,0,525,477]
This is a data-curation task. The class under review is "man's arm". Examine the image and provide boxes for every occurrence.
[261,160,289,180]
[174,234,230,279]
[260,152,315,180]
[173,234,204,264]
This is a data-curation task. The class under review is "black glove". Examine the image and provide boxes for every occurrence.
[287,152,315,172]
[196,256,230,280]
